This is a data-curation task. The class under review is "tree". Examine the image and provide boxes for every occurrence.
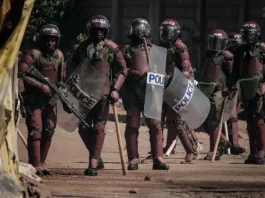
[22,0,72,49]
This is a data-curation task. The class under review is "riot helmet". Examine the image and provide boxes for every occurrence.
[128,18,151,40]
[39,24,61,51]
[160,19,181,43]
[208,29,228,51]
[240,21,261,43]
[87,15,110,41]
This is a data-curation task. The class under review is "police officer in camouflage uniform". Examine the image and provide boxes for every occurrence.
[231,21,265,164]
[200,29,232,161]
[19,24,66,176]
[159,19,199,162]
[71,15,127,175]
[226,32,245,155]
[120,18,169,170]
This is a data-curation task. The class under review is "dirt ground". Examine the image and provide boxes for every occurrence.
[18,108,265,198]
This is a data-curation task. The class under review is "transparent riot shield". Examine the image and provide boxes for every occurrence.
[164,68,211,129]
[57,58,110,132]
[198,82,217,97]
[239,77,259,101]
[143,45,167,120]
[223,90,238,122]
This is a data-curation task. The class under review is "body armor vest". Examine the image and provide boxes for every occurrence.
[87,43,111,78]
[86,42,112,95]
[36,52,61,84]
[238,45,264,101]
[200,52,226,91]
[125,45,150,73]
[240,50,264,82]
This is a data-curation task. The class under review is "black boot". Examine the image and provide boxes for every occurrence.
[127,159,139,170]
[203,155,221,161]
[231,146,245,155]
[36,169,44,177]
[97,157,104,170]
[244,155,265,165]
[218,140,232,156]
[84,167,98,176]
[42,168,53,176]
[152,158,169,170]
[85,158,99,176]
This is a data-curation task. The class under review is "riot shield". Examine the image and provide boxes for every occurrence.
[143,45,167,120]
[57,58,110,132]
[198,82,217,97]
[239,77,259,101]
[223,91,238,122]
[164,68,211,129]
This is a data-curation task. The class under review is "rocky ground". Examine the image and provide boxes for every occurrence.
[17,107,265,198]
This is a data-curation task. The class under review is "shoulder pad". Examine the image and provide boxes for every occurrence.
[222,50,233,59]
[119,43,131,53]
[105,39,118,50]
[54,49,64,60]
[174,40,187,50]
[27,49,42,61]
[259,42,265,52]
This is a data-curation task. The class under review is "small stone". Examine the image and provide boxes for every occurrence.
[144,175,151,181]
[129,190,137,194]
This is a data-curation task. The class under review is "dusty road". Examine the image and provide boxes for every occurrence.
[18,112,265,198]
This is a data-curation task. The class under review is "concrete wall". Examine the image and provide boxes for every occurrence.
[72,0,265,68]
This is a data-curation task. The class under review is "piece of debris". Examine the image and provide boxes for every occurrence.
[180,161,194,164]
[144,175,151,181]
[19,162,42,182]
[129,190,137,194]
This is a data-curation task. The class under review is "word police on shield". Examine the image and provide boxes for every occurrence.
[173,80,194,113]
[147,72,165,87]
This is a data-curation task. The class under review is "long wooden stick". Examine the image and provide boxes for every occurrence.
[112,104,127,175]
[224,121,231,155]
[165,136,178,157]
[17,128,27,149]
[211,97,228,162]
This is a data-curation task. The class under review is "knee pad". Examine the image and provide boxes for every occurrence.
[126,115,141,129]
[94,122,106,133]
[30,128,42,141]
[125,126,139,135]
[43,125,55,140]
[146,119,162,133]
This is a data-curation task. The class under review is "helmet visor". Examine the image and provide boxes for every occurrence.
[160,26,180,42]
[208,35,227,51]
[129,22,149,37]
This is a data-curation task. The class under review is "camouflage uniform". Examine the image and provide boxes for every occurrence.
[231,21,265,164]
[200,29,232,161]
[70,15,127,176]
[19,24,66,176]
[120,18,169,170]
[159,19,199,162]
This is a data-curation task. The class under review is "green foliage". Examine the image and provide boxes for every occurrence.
[24,0,70,45]
[73,33,88,50]
[65,33,88,58]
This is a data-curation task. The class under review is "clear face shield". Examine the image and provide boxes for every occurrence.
[129,22,149,38]
[241,29,260,43]
[160,26,179,43]
[208,35,228,51]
